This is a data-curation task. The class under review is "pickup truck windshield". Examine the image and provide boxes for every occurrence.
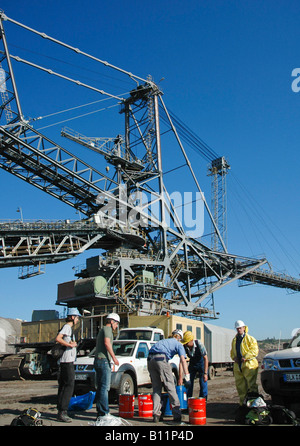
[113,342,136,356]
[118,330,152,340]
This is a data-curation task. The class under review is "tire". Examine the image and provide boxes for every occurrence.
[117,373,135,395]
[208,365,215,380]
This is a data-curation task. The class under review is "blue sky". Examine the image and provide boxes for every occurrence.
[1,0,300,340]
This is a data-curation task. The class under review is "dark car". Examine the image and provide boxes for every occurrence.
[261,329,300,405]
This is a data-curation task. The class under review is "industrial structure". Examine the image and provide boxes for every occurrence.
[0,12,300,325]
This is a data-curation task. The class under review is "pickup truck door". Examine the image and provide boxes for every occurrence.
[135,342,150,385]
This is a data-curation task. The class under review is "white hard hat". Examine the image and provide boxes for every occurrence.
[235,320,245,329]
[172,329,183,339]
[107,313,120,323]
[67,308,81,317]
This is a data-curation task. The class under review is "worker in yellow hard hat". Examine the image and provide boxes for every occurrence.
[180,330,208,400]
[230,320,259,406]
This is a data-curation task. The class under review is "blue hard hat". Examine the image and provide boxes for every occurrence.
[67,308,81,317]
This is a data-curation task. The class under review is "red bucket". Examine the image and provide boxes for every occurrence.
[188,397,206,425]
[119,394,135,418]
[138,394,153,418]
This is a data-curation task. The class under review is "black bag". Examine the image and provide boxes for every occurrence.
[11,408,43,426]
[236,392,272,425]
[50,342,66,360]
[50,325,71,360]
[269,405,298,425]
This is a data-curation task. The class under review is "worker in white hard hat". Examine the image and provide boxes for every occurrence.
[94,313,120,420]
[172,328,183,339]
[230,320,259,406]
[56,308,80,422]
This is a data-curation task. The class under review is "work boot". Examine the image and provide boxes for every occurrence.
[171,415,182,424]
[153,414,160,423]
[57,411,72,423]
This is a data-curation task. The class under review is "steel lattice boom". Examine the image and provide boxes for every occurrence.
[0,13,299,319]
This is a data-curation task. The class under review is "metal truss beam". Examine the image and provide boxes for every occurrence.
[0,124,119,216]
[0,219,145,267]
[0,14,299,320]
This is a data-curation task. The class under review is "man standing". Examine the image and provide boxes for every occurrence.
[180,330,208,400]
[230,320,259,406]
[56,307,80,423]
[94,313,120,420]
[147,329,190,423]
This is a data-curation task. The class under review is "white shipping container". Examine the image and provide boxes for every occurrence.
[203,322,235,365]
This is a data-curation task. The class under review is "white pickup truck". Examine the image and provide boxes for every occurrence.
[261,328,300,406]
[74,327,180,397]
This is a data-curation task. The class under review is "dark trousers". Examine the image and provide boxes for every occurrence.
[188,367,208,399]
[57,362,75,412]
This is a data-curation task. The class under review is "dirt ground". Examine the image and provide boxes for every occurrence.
[0,369,275,428]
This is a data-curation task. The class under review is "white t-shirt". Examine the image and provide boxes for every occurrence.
[59,324,76,363]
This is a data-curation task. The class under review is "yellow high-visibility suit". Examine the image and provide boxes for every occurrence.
[230,326,259,405]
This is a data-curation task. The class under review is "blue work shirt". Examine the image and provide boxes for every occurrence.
[149,338,186,361]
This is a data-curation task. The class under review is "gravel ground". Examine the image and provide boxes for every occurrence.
[0,370,271,428]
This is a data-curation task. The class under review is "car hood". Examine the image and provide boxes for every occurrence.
[75,356,94,366]
[74,355,137,367]
[264,347,300,360]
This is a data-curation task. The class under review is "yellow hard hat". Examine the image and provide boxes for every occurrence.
[181,330,194,344]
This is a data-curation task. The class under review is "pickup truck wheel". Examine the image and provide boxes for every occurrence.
[118,373,135,395]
